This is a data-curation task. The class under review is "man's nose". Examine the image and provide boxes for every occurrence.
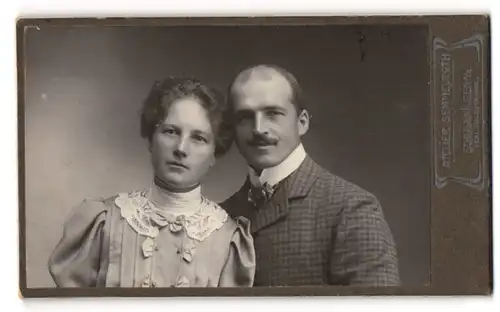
[253,113,268,134]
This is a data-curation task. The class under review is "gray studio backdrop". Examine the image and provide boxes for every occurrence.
[24,24,430,288]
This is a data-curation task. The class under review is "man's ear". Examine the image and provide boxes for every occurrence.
[297,109,310,136]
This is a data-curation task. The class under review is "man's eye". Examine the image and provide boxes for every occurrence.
[235,112,252,122]
[267,111,282,117]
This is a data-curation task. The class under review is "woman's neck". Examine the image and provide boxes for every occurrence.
[153,175,200,193]
[150,176,202,213]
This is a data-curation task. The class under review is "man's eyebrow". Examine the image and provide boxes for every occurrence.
[234,108,254,113]
[235,103,285,112]
[263,105,286,111]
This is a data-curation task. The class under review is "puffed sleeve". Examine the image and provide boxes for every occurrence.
[218,216,256,287]
[47,198,110,287]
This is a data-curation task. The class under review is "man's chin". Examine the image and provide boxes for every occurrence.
[247,155,281,171]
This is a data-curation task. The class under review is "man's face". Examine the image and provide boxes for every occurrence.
[231,69,309,171]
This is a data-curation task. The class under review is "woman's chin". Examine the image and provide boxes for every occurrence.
[155,173,197,192]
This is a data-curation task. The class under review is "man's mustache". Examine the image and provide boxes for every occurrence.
[248,134,279,146]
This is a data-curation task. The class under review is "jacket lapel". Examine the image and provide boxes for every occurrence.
[250,155,322,234]
[250,182,288,234]
[286,155,322,200]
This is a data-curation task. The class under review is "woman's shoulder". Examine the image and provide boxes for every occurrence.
[196,198,252,241]
[65,195,113,224]
[182,197,228,242]
[110,188,150,216]
[69,188,149,220]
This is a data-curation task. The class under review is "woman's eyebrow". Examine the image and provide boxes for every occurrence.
[192,129,212,137]
[158,123,177,128]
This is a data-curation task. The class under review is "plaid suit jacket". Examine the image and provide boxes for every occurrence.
[220,155,400,286]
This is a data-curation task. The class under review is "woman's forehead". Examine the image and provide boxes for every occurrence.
[162,97,213,132]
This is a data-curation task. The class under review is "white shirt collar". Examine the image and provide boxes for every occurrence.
[248,143,307,188]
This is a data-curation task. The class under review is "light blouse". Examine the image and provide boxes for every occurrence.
[47,187,256,288]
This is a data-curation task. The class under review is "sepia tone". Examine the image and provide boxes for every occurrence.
[17,15,491,297]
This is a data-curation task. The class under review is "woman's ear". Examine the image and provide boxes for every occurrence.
[210,153,216,168]
[147,139,153,153]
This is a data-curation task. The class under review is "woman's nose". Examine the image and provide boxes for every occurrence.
[173,137,188,158]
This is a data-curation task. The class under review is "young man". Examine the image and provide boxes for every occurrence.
[221,64,400,286]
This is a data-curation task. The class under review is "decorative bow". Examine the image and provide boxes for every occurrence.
[248,182,276,207]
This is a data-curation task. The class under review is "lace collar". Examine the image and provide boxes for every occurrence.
[114,189,228,242]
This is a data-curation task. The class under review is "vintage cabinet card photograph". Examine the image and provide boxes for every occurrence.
[17,15,492,298]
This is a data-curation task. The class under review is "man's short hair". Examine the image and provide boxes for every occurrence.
[226,64,307,115]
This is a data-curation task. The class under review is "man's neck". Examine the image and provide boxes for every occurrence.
[248,143,307,187]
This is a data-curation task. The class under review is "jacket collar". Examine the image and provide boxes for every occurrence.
[248,155,322,234]
[285,155,322,200]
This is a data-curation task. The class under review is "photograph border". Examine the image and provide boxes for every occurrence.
[17,15,492,297]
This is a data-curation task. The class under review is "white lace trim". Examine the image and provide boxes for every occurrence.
[114,189,228,242]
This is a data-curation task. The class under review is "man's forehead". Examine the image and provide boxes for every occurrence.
[234,65,278,83]
[232,66,292,96]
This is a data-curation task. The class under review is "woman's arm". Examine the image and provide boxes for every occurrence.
[48,198,110,287]
[218,216,256,287]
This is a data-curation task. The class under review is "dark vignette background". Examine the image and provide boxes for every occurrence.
[24,25,430,288]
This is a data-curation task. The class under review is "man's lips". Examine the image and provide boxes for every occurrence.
[249,140,277,147]
[249,143,276,153]
[252,144,274,148]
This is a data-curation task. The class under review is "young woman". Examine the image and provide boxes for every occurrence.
[48,77,255,288]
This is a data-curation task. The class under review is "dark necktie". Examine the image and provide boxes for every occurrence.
[247,182,277,207]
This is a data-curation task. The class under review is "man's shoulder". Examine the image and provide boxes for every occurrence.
[306,160,387,228]
[309,159,379,203]
[219,183,247,212]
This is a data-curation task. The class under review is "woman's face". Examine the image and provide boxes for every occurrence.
[150,96,216,191]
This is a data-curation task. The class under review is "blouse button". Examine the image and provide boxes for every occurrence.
[175,276,190,287]
[142,237,156,258]
[141,276,151,288]
[183,247,195,263]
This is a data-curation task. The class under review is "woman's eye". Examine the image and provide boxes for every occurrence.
[193,135,207,143]
[162,128,176,135]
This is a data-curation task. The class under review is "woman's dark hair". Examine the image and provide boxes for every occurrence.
[140,77,233,157]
